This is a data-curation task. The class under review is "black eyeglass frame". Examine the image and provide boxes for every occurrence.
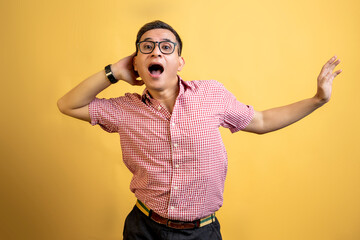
[137,40,178,55]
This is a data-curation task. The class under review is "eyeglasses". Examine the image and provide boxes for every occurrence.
[137,40,178,55]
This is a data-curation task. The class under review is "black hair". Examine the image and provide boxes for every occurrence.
[135,20,182,56]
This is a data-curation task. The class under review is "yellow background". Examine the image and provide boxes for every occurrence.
[1,0,359,239]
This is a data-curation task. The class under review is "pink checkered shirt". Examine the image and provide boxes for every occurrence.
[89,76,254,221]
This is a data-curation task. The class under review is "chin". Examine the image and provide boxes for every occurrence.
[140,71,178,91]
[144,81,167,92]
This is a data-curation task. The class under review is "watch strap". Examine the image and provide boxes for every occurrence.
[105,64,118,84]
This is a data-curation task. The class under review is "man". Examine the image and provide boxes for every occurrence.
[57,20,342,240]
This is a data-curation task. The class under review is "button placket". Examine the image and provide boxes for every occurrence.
[168,114,181,217]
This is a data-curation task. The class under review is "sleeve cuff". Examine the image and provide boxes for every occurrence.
[230,105,255,133]
[88,98,99,126]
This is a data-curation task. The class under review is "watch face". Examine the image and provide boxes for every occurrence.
[105,65,111,74]
[105,65,117,83]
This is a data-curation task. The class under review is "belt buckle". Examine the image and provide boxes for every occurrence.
[167,219,183,229]
[167,219,196,230]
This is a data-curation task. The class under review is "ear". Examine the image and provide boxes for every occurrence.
[133,55,138,71]
[177,56,185,72]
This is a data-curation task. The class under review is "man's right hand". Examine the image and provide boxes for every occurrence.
[112,53,144,86]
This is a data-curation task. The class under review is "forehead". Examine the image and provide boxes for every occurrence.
[140,29,177,42]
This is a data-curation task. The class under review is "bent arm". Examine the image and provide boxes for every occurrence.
[57,69,112,122]
[243,55,342,134]
[57,53,142,122]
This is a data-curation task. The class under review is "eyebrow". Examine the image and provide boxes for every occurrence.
[142,37,173,42]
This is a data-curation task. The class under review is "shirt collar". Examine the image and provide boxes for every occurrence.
[141,75,192,105]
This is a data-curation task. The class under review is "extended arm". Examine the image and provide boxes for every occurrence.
[57,53,142,122]
[243,56,342,134]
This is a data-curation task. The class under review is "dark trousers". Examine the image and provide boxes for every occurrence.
[123,205,223,240]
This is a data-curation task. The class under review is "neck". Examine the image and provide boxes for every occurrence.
[147,84,179,114]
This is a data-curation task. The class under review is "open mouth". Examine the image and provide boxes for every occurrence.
[148,63,164,77]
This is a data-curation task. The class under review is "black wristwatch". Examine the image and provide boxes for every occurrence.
[105,64,119,84]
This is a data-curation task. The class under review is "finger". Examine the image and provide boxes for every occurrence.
[319,64,331,79]
[326,55,337,65]
[319,56,341,80]
[332,59,340,66]
[322,57,334,71]
[326,70,342,82]
[333,69,343,77]
[322,56,337,71]
[130,72,139,80]
[328,59,341,72]
[134,70,139,78]
[134,79,144,85]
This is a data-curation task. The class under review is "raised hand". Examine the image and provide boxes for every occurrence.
[315,55,342,104]
[112,53,144,86]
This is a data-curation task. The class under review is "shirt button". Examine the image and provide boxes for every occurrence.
[174,143,178,147]
[174,186,178,190]
[170,206,175,210]
[175,164,180,168]
[158,106,161,110]
[171,122,175,126]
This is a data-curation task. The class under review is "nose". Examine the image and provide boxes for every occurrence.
[151,43,162,56]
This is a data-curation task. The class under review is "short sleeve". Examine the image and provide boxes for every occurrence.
[88,97,122,133]
[219,83,254,133]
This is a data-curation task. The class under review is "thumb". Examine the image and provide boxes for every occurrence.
[134,79,144,86]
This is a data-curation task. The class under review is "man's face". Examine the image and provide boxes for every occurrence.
[133,29,185,92]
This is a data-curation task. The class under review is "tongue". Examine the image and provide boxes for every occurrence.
[151,70,162,76]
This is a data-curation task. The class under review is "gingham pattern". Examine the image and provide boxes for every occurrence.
[89,76,254,221]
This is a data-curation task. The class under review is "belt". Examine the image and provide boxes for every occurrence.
[135,200,216,230]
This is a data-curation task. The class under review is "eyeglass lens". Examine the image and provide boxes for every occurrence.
[139,41,175,54]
